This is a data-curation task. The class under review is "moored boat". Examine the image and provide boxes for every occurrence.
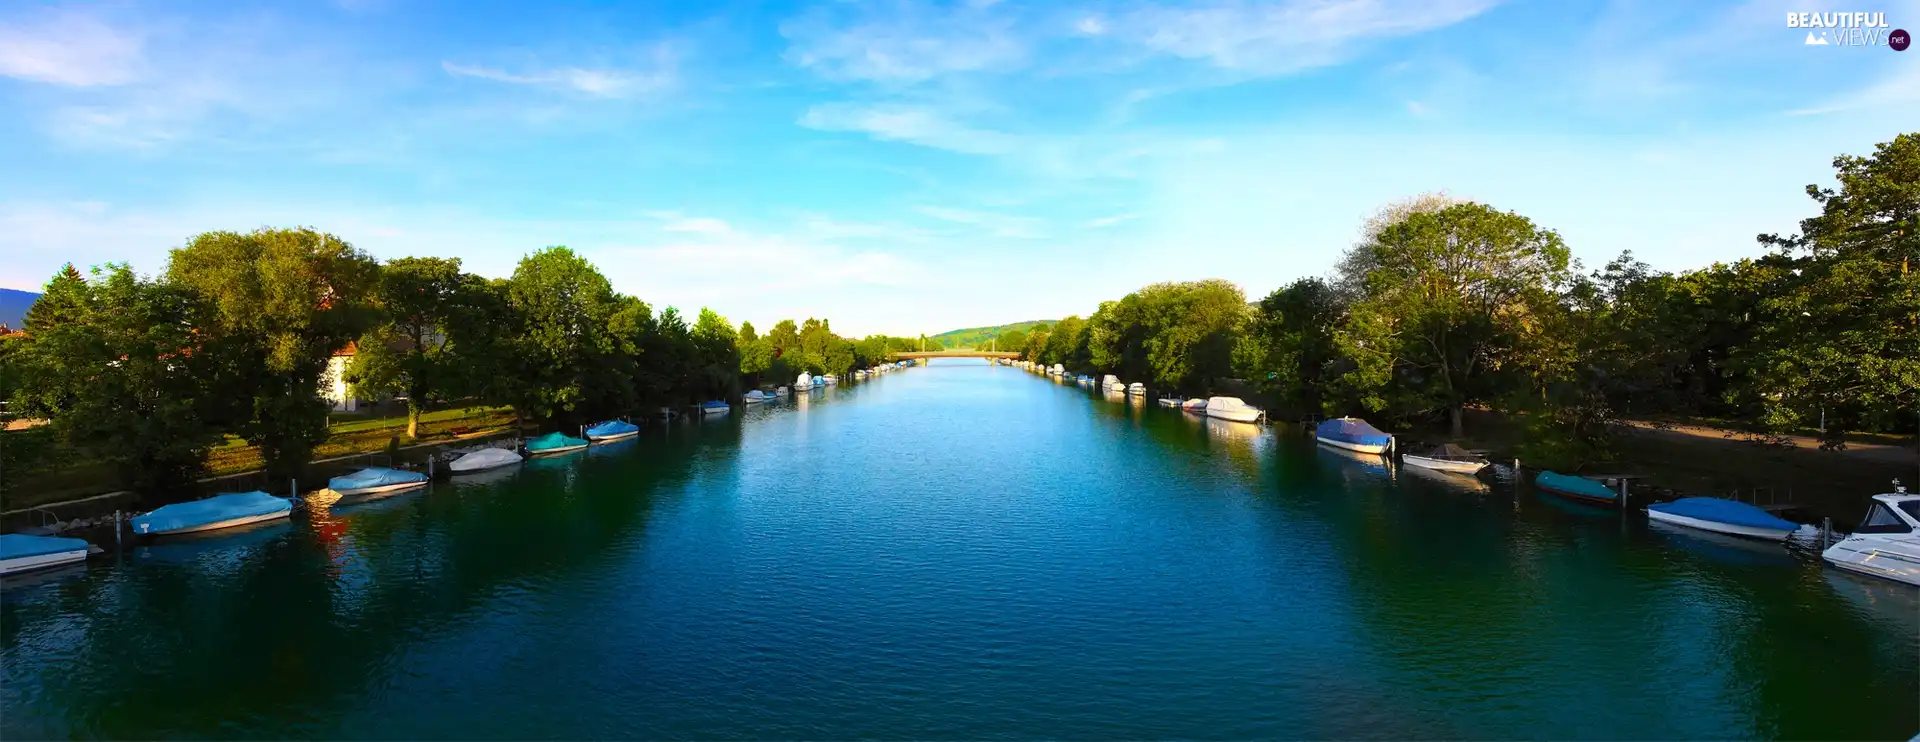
[701,400,732,415]
[1402,443,1489,475]
[1182,398,1207,413]
[794,372,813,391]
[584,419,640,442]
[448,447,522,473]
[744,389,772,404]
[329,467,430,498]
[1822,483,1920,586]
[1535,471,1620,506]
[0,534,94,575]
[524,432,589,457]
[1157,397,1182,408]
[1645,497,1803,541]
[1315,417,1391,454]
[1206,396,1263,423]
[132,491,293,536]
[1127,382,1146,397]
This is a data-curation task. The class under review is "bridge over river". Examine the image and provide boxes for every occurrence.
[888,350,1020,361]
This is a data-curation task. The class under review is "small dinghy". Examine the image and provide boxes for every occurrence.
[1316,417,1392,454]
[1157,397,1183,408]
[1646,497,1802,541]
[1402,443,1489,475]
[1535,471,1619,506]
[1182,398,1208,413]
[1207,397,1263,423]
[584,419,640,442]
[329,467,429,498]
[448,447,522,474]
[133,491,293,536]
[525,432,589,457]
[701,400,732,416]
[0,533,96,575]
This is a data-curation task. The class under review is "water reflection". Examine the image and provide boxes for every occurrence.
[1647,520,1799,568]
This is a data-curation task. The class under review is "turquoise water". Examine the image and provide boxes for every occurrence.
[3,360,1916,739]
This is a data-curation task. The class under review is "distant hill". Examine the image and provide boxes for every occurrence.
[931,320,1056,350]
[0,289,38,330]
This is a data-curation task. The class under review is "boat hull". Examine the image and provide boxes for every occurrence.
[1317,436,1388,455]
[1157,399,1181,408]
[526,444,588,457]
[1822,537,1920,587]
[449,459,518,474]
[1538,483,1616,505]
[1209,408,1262,423]
[333,480,429,498]
[1646,509,1795,541]
[1402,454,1487,474]
[0,548,90,575]
[140,510,290,536]
[587,430,640,443]
[702,406,731,416]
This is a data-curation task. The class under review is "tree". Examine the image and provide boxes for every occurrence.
[996,329,1027,358]
[1237,278,1345,416]
[1334,202,1571,437]
[346,257,494,438]
[1752,133,1920,445]
[1041,315,1088,369]
[692,308,740,399]
[1022,330,1049,362]
[167,228,380,479]
[11,265,230,495]
[503,246,624,423]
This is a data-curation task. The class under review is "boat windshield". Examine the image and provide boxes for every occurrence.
[1899,500,1920,524]
[1854,503,1914,534]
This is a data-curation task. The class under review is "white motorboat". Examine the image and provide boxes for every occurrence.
[1157,398,1182,408]
[1822,483,1920,586]
[1402,444,1489,475]
[794,373,813,391]
[1108,381,1126,393]
[1182,398,1207,413]
[1127,382,1146,397]
[775,386,790,397]
[0,534,95,575]
[449,447,522,473]
[1205,396,1263,423]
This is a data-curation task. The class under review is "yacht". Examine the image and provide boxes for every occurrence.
[1822,481,1920,587]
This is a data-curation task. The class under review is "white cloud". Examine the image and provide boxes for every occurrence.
[648,212,737,236]
[1075,15,1108,36]
[1405,100,1429,117]
[916,205,1046,238]
[1085,213,1139,228]
[441,57,676,99]
[799,102,1021,154]
[781,2,1026,83]
[0,10,142,86]
[1106,0,1499,74]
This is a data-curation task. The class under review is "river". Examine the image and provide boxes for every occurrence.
[3,359,1916,739]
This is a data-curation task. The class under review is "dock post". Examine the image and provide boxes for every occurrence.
[291,478,297,501]
[114,510,121,549]
[1822,517,1831,550]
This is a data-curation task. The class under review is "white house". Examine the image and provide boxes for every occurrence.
[323,342,360,412]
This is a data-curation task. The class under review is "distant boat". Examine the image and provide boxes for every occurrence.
[1050,364,1065,376]
[824,375,838,385]
[1157,397,1182,408]
[524,432,589,457]
[448,447,522,473]
[775,386,790,397]
[1108,380,1126,393]
[795,372,813,391]
[1535,471,1619,506]
[701,400,731,416]
[1646,497,1802,541]
[1402,443,1489,474]
[1206,396,1263,423]
[328,467,430,498]
[1822,483,1920,586]
[1127,382,1146,397]
[1315,417,1392,454]
[1181,398,1208,413]
[0,534,94,575]
[132,491,293,536]
[584,419,640,442]
[744,390,772,404]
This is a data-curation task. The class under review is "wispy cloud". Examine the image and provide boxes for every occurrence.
[780,2,1025,83]
[1085,213,1139,228]
[799,102,1021,154]
[917,205,1046,238]
[441,54,677,99]
[1103,0,1500,74]
[1786,63,1920,116]
[0,10,143,86]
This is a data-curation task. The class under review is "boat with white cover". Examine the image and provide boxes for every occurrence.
[1822,483,1920,586]
[448,447,522,473]
[1127,382,1146,397]
[328,467,429,498]
[794,373,813,391]
[584,419,640,442]
[133,491,293,535]
[1402,443,1489,474]
[1646,497,1804,541]
[0,534,96,575]
[1205,396,1263,423]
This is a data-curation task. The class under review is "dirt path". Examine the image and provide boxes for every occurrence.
[1622,420,1917,465]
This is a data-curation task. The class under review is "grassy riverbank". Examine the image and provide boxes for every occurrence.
[4,406,517,512]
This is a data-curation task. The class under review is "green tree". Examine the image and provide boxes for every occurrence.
[346,257,495,438]
[996,329,1027,358]
[1237,278,1345,416]
[1753,133,1920,445]
[693,308,741,399]
[503,246,624,422]
[1334,202,1571,437]
[167,228,380,479]
[1040,315,1088,368]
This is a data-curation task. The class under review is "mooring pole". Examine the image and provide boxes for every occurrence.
[114,510,122,549]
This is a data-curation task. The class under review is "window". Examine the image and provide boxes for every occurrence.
[1898,500,1920,525]
[1855,503,1913,534]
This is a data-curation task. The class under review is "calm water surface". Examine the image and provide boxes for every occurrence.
[4,360,1917,739]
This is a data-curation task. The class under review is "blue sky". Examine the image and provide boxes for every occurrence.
[1,0,1914,336]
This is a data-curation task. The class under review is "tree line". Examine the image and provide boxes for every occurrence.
[1010,133,1916,461]
[0,241,932,497]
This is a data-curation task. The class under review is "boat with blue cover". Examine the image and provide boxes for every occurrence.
[1316,417,1393,455]
[1535,470,1619,505]
[525,432,589,457]
[584,419,639,442]
[1646,497,1803,541]
[701,400,731,416]
[0,534,95,575]
[133,491,293,536]
[330,467,430,498]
